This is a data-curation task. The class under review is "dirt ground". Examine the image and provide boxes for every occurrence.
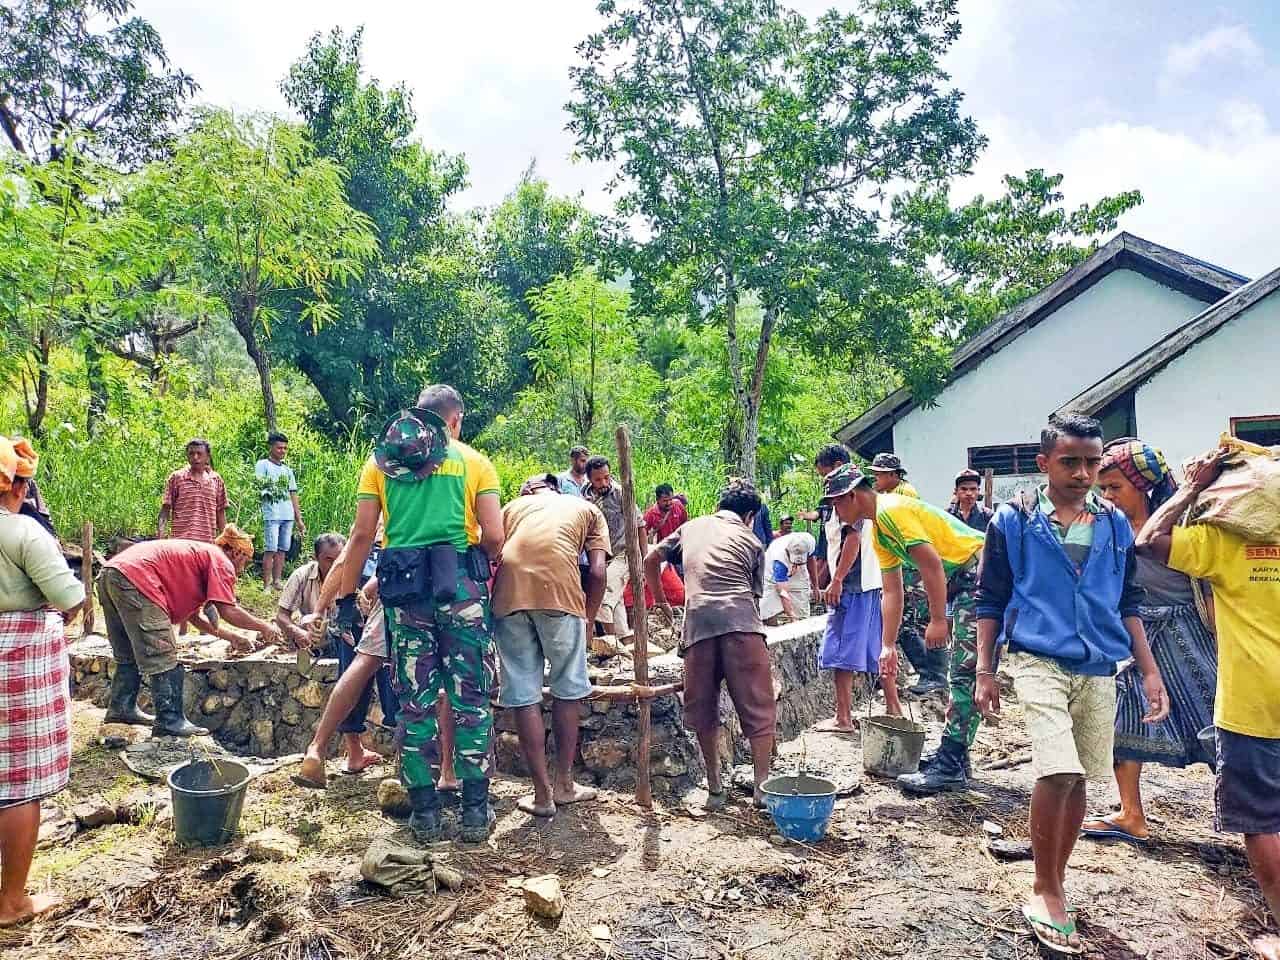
[6,690,1274,960]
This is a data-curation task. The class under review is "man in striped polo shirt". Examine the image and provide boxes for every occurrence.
[158,439,228,542]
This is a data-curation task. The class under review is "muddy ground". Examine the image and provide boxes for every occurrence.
[5,689,1273,960]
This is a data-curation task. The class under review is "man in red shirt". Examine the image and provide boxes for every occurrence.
[644,484,688,541]
[157,439,228,542]
[99,525,282,736]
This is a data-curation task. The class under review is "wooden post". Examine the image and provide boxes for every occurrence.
[81,521,95,635]
[983,468,995,508]
[615,425,652,809]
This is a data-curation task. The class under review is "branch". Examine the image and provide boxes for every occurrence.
[0,97,26,153]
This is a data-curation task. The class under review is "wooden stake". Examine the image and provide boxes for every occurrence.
[81,521,95,635]
[615,425,652,809]
[983,468,995,508]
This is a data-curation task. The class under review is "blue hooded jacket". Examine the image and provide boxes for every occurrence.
[975,490,1145,676]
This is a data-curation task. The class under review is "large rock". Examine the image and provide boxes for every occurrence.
[581,738,629,773]
[245,827,299,862]
[279,697,302,726]
[72,798,118,830]
[208,669,231,691]
[293,680,328,709]
[377,778,411,817]
[522,875,565,919]
[250,718,275,754]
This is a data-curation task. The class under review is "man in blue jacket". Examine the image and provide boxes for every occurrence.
[974,412,1168,955]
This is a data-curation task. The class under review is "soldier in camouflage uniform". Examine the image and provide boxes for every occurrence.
[338,385,505,843]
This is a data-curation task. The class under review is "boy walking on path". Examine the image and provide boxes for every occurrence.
[492,472,609,819]
[1136,447,1280,955]
[338,385,504,843]
[974,413,1168,955]
[818,463,986,792]
[256,432,304,590]
[159,438,227,542]
[645,479,775,808]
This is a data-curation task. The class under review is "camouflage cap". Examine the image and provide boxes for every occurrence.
[870,452,906,474]
[519,473,561,496]
[820,463,872,500]
[374,407,450,482]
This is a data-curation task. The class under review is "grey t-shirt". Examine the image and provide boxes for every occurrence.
[1134,554,1198,607]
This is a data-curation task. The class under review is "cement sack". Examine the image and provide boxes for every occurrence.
[1186,434,1280,543]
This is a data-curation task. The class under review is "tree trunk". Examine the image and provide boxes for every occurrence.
[231,308,278,434]
[295,349,354,431]
[85,340,108,437]
[736,303,780,480]
[22,328,52,438]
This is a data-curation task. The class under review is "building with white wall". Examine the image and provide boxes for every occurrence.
[835,233,1280,504]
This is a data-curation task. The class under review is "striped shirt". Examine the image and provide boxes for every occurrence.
[163,467,228,542]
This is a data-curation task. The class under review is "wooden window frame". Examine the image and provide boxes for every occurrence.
[968,442,1042,477]
[1230,414,1280,445]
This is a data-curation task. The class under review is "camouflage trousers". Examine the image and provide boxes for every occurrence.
[898,569,947,684]
[386,573,497,790]
[942,564,981,749]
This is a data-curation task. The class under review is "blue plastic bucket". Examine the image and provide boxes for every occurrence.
[761,774,837,843]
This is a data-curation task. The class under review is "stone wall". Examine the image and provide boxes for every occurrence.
[69,614,836,796]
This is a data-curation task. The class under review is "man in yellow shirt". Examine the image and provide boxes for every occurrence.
[869,452,919,498]
[822,464,986,794]
[339,385,504,844]
[1138,447,1280,936]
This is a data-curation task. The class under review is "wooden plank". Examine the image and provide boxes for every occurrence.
[81,521,95,635]
[614,425,652,809]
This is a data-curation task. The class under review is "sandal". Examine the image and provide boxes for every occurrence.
[1022,905,1083,956]
[1081,816,1151,845]
[813,718,858,735]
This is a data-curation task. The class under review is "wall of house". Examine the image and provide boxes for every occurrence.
[890,269,1211,504]
[1136,290,1280,472]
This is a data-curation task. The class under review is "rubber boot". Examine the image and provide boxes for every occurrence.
[408,786,443,843]
[918,742,973,780]
[150,665,209,738]
[460,779,495,843]
[104,662,154,726]
[897,737,968,795]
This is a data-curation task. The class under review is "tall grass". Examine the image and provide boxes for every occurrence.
[4,352,826,550]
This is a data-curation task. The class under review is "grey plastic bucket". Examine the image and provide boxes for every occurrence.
[168,758,251,847]
[862,715,926,778]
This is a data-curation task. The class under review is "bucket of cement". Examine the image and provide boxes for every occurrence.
[169,758,251,847]
[862,715,926,778]
[761,774,837,843]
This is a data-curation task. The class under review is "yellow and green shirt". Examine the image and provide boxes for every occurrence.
[872,493,984,576]
[356,441,499,551]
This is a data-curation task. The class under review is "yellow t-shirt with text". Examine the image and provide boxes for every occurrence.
[1169,525,1280,738]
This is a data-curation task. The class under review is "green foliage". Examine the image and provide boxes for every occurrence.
[569,0,984,476]
[0,0,196,166]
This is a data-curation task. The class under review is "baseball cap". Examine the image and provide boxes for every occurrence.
[374,407,450,482]
[820,463,873,500]
[870,452,906,474]
[955,468,982,487]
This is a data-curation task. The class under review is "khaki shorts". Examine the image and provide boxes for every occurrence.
[356,604,389,659]
[595,554,633,639]
[1006,651,1116,781]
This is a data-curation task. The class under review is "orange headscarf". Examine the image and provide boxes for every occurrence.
[214,523,255,561]
[11,438,38,479]
[0,438,15,494]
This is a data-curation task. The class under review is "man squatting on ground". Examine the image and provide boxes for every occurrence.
[99,527,283,737]
[1136,446,1280,942]
[339,385,504,843]
[491,472,609,818]
[974,412,1168,954]
[645,479,776,808]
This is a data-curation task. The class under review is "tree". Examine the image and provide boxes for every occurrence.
[275,27,473,429]
[894,168,1143,342]
[570,0,983,477]
[172,110,378,432]
[1,0,197,432]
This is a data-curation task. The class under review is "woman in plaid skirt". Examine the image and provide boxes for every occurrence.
[0,438,85,927]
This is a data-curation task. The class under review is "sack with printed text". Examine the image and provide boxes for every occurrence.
[1186,434,1280,543]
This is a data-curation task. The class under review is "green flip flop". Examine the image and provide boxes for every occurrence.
[1022,905,1083,956]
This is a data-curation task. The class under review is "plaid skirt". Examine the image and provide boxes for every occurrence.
[0,609,72,806]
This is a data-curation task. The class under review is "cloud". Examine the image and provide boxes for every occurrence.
[966,102,1280,278]
[1162,25,1264,88]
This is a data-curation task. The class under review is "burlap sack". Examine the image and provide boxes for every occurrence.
[1186,434,1280,543]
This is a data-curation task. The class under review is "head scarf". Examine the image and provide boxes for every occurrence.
[10,438,37,478]
[1100,439,1177,509]
[214,523,255,561]
[0,438,15,494]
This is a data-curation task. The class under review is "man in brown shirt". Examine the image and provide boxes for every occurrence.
[493,474,609,818]
[645,478,775,808]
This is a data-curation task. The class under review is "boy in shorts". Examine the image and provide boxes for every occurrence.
[975,413,1168,954]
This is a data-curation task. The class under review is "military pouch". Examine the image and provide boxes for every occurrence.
[377,546,429,609]
[429,544,459,603]
[465,545,492,584]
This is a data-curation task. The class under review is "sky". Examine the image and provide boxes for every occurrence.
[130,0,1280,277]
